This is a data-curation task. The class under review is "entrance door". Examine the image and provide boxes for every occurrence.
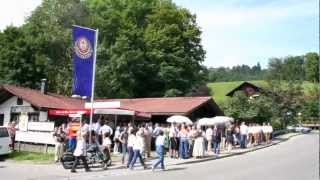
[0,114,4,126]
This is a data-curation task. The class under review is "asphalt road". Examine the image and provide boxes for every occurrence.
[0,133,319,180]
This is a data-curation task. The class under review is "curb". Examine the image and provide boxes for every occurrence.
[168,133,301,166]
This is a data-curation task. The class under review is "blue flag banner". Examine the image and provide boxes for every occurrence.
[72,25,97,97]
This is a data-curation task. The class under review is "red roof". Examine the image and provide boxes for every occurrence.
[0,84,85,109]
[0,85,219,116]
[96,97,213,115]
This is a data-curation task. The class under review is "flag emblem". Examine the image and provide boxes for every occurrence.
[74,36,93,59]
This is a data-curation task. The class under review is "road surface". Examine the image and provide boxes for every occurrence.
[0,133,318,180]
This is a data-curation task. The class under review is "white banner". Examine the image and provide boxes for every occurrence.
[27,122,55,132]
[85,101,121,109]
[15,131,56,145]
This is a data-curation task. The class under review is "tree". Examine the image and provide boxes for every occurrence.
[1,0,206,98]
[89,0,206,98]
[0,27,46,88]
[22,0,90,94]
[265,56,306,128]
[224,92,274,125]
[302,85,320,122]
[304,52,319,83]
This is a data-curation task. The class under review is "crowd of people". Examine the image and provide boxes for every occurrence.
[52,117,273,172]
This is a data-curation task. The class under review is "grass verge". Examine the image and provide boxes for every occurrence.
[7,151,54,161]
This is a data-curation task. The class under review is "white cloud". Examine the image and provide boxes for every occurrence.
[193,0,319,68]
[196,0,317,29]
[0,0,42,30]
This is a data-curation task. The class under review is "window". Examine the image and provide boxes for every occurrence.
[10,113,19,122]
[0,127,9,137]
[28,113,39,122]
[17,98,23,105]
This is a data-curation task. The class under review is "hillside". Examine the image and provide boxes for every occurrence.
[207,80,316,106]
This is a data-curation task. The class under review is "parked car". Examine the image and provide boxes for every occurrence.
[287,125,311,133]
[0,126,12,155]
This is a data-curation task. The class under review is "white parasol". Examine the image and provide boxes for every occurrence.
[197,116,234,126]
[167,115,193,125]
[197,118,212,126]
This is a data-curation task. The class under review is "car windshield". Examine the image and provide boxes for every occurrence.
[0,128,9,137]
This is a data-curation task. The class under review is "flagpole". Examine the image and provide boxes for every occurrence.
[89,29,98,144]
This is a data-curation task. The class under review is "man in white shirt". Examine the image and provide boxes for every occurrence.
[71,133,90,173]
[152,130,165,171]
[80,119,90,136]
[128,131,147,170]
[91,119,101,135]
[127,128,136,168]
[153,123,161,137]
[100,123,113,137]
[240,122,248,148]
[169,124,178,158]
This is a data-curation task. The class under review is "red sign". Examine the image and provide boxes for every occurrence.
[48,109,91,116]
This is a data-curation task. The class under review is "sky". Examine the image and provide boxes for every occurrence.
[0,0,318,68]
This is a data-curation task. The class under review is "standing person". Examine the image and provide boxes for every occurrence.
[91,118,101,144]
[119,127,129,164]
[128,123,134,136]
[247,124,253,147]
[137,125,146,159]
[67,120,78,152]
[71,132,90,173]
[266,123,273,144]
[53,126,66,162]
[144,124,152,158]
[188,125,196,157]
[102,131,112,168]
[234,124,241,146]
[192,126,205,158]
[205,126,213,153]
[262,123,267,143]
[80,119,90,136]
[153,123,161,137]
[129,130,147,170]
[7,121,16,151]
[100,120,113,153]
[220,125,226,151]
[152,130,166,171]
[100,121,113,138]
[212,126,221,155]
[113,126,121,155]
[225,125,234,153]
[178,125,189,159]
[127,128,136,168]
[169,123,179,158]
[240,122,248,149]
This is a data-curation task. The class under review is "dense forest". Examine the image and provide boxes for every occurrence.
[208,63,266,82]
[208,52,319,83]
